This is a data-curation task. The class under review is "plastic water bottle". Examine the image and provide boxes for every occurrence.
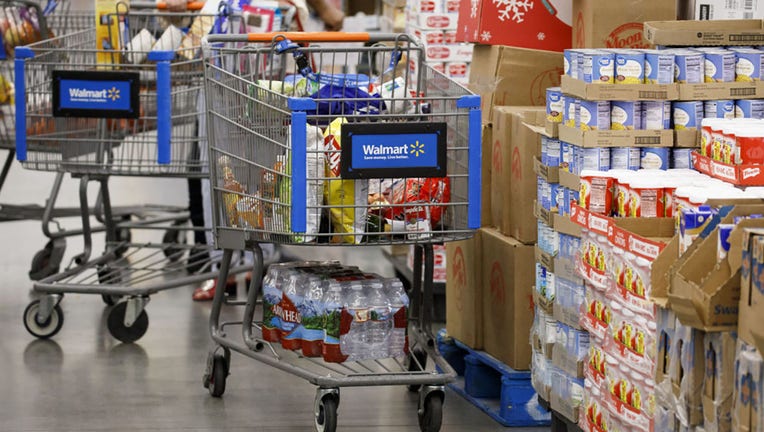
[261,267,282,342]
[385,278,409,357]
[301,275,325,357]
[321,280,346,363]
[341,282,367,361]
[366,280,392,359]
[280,273,305,351]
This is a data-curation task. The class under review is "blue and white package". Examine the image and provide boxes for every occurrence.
[615,51,645,84]
[643,50,675,84]
[583,51,615,84]
[611,101,642,130]
[704,100,735,119]
[735,99,764,119]
[574,145,584,175]
[541,136,549,166]
[731,48,763,82]
[717,224,734,260]
[672,148,693,169]
[672,101,704,130]
[554,184,565,213]
[702,50,735,82]
[574,98,581,129]
[673,50,704,84]
[561,141,574,172]
[547,139,561,167]
[611,147,641,170]
[642,100,671,130]
[563,96,576,127]
[582,147,610,171]
[564,50,572,77]
[641,147,670,170]
[579,100,611,131]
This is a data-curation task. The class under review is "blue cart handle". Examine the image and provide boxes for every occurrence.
[148,51,174,165]
[457,95,482,230]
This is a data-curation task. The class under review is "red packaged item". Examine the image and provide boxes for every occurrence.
[580,170,614,216]
[384,177,450,226]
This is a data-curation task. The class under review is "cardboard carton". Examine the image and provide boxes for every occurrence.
[469,45,563,123]
[480,228,535,370]
[572,0,676,49]
[644,19,764,47]
[560,75,679,101]
[739,227,764,350]
[558,124,674,148]
[481,124,492,228]
[694,0,764,20]
[446,232,482,348]
[732,340,763,432]
[655,306,677,408]
[703,331,737,432]
[492,107,544,243]
[670,320,705,427]
[457,0,572,52]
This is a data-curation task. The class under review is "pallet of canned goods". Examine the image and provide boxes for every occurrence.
[201,31,482,432]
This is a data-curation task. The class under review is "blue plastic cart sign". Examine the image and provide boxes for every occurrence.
[340,122,447,179]
[52,70,140,119]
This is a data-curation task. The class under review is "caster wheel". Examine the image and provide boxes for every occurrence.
[418,393,443,432]
[207,354,228,397]
[107,301,148,343]
[23,300,64,339]
[97,266,124,305]
[101,294,122,306]
[407,349,428,392]
[315,394,338,432]
[29,239,65,281]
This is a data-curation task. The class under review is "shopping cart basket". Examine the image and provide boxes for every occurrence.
[16,3,249,343]
[201,31,481,432]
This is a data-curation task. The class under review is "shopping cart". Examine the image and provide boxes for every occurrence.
[15,3,250,343]
[201,31,481,431]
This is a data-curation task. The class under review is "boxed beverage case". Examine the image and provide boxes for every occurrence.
[732,340,763,432]
[480,228,536,370]
[703,331,737,432]
[457,0,573,52]
[492,107,544,243]
[446,232,483,348]
[738,227,764,347]
[469,45,563,123]
[572,0,677,49]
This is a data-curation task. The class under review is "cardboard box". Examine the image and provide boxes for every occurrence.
[536,201,583,238]
[481,124,492,228]
[670,208,764,331]
[422,43,474,63]
[469,45,564,124]
[492,107,544,243]
[670,321,705,427]
[732,340,764,432]
[739,227,764,350]
[457,0,572,52]
[675,128,700,149]
[560,74,679,101]
[678,81,764,101]
[446,232,483,348]
[558,124,674,148]
[655,306,677,408]
[703,331,737,432]
[644,19,764,47]
[572,0,676,49]
[693,151,764,187]
[480,228,535,370]
[694,0,764,20]
[534,157,560,184]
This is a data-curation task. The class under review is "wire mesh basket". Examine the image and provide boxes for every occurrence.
[15,6,241,176]
[203,32,481,247]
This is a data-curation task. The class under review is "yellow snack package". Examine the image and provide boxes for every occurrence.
[323,117,367,244]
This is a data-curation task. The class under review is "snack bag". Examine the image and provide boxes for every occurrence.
[217,155,245,227]
[323,117,368,244]
[384,177,450,227]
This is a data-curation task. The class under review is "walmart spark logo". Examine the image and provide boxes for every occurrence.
[107,87,120,101]
[410,141,425,157]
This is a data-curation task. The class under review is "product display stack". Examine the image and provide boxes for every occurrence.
[404,0,472,86]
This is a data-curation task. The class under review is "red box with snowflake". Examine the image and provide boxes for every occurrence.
[457,0,572,52]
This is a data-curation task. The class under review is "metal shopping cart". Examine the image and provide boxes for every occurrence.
[15,3,251,343]
[201,31,481,431]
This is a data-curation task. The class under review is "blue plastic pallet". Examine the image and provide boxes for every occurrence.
[437,333,551,427]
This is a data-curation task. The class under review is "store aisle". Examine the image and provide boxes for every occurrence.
[0,160,548,432]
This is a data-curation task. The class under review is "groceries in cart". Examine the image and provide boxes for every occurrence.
[261,261,409,363]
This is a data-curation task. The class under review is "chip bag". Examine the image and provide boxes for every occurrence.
[384,177,450,227]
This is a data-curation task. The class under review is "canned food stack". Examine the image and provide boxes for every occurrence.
[405,0,472,85]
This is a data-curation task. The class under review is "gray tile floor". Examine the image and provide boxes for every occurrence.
[0,160,548,431]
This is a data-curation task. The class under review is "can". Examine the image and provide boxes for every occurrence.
[579,170,614,215]
[546,87,563,123]
[615,51,645,84]
[541,135,549,166]
[611,147,641,170]
[563,96,576,127]
[641,147,669,170]
[628,179,665,218]
[673,50,704,84]
[579,100,611,131]
[672,148,693,169]
[583,51,615,84]
[703,50,736,83]
[574,99,581,129]
[672,101,704,130]
[611,101,642,130]
[564,49,572,77]
[547,138,561,167]
[573,145,582,175]
[721,123,736,164]
[735,99,764,119]
[732,48,763,82]
[582,147,611,171]
[735,126,764,165]
[569,49,582,80]
[643,50,675,84]
[642,101,671,130]
[704,100,735,119]
[561,141,574,172]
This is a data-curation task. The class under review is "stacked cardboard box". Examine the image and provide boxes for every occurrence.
[405,0,472,86]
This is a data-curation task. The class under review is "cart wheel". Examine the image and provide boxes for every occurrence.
[418,393,443,432]
[97,266,124,305]
[407,349,428,392]
[207,354,228,397]
[29,239,64,281]
[162,229,185,262]
[315,394,338,432]
[107,301,148,343]
[101,294,122,306]
[23,300,64,339]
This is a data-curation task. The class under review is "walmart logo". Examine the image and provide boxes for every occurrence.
[362,142,424,158]
[107,87,120,101]
[68,86,120,101]
[410,141,425,157]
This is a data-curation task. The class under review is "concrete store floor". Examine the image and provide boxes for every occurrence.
[0,158,548,431]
